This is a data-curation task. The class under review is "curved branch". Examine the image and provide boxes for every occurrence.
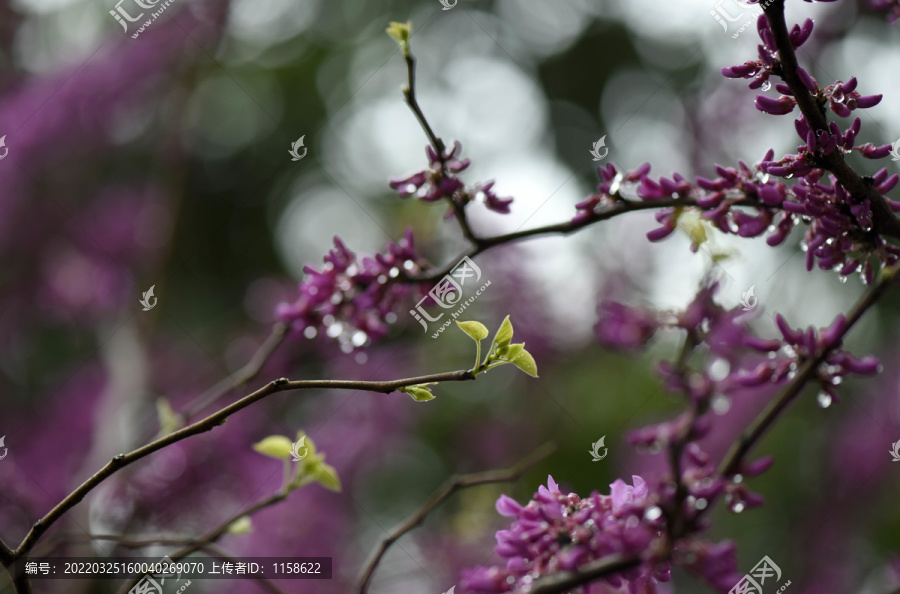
[527,553,643,594]
[12,369,475,559]
[357,442,557,593]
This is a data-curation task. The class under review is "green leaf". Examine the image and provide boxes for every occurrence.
[511,348,539,378]
[504,343,525,361]
[385,21,412,45]
[313,462,342,492]
[227,516,253,535]
[491,315,514,355]
[402,385,436,402]
[456,320,489,341]
[252,435,294,460]
[155,397,183,436]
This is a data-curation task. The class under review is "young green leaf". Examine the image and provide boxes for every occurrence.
[227,516,253,535]
[511,348,539,378]
[491,315,514,353]
[312,462,342,492]
[385,21,412,45]
[401,385,436,402]
[252,435,294,460]
[504,343,525,361]
[456,320,489,341]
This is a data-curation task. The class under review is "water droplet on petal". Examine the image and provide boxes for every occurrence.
[712,394,731,415]
[838,275,847,284]
[785,172,795,179]
[761,80,772,91]
[351,330,368,347]
[696,498,708,510]
[817,391,833,408]
[709,358,731,381]
[644,506,663,521]
[326,322,343,338]
[733,474,744,484]
[303,326,318,339]
[731,501,746,513]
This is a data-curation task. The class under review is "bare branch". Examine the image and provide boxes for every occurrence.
[13,368,475,559]
[357,442,557,593]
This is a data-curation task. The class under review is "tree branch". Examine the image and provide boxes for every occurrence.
[11,368,476,560]
[761,0,900,239]
[527,553,643,594]
[182,322,287,420]
[717,265,894,478]
[357,441,557,593]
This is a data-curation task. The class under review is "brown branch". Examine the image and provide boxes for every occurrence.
[357,442,557,593]
[406,196,764,283]
[182,322,288,420]
[527,553,643,594]
[116,490,290,594]
[717,265,894,478]
[11,368,476,561]
[760,0,900,239]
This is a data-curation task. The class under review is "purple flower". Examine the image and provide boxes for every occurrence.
[595,301,660,350]
[461,475,671,593]
[275,229,423,349]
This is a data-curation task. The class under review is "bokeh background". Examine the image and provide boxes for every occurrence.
[1,0,900,592]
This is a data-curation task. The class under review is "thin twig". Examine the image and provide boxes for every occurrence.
[401,42,479,245]
[116,490,290,594]
[182,322,288,420]
[357,442,557,593]
[405,196,763,283]
[11,368,476,562]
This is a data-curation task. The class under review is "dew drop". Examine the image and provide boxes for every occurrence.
[733,474,744,484]
[389,267,400,278]
[355,352,368,365]
[817,390,833,408]
[712,394,731,415]
[785,172,795,179]
[340,342,353,354]
[831,376,842,385]
[403,260,416,271]
[696,498,708,510]
[644,506,663,521]
[709,358,731,381]
[731,501,746,513]
[326,323,343,338]
[838,275,847,284]
[761,80,772,91]
[385,312,398,324]
[351,330,368,347]
[303,326,317,339]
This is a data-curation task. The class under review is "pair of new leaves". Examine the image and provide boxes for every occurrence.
[402,316,539,402]
[253,432,341,493]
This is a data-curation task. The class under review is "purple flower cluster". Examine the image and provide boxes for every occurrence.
[389,141,513,215]
[736,313,881,406]
[461,476,671,593]
[275,229,423,349]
